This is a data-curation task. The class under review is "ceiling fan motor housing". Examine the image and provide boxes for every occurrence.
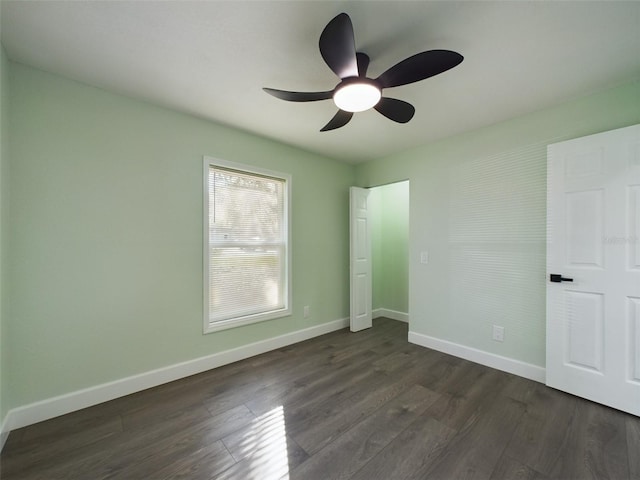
[333,77,382,112]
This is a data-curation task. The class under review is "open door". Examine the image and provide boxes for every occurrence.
[546,123,640,416]
[350,186,372,332]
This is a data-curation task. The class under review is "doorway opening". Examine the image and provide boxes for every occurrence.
[369,180,410,324]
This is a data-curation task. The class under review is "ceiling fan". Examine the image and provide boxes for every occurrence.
[263,13,463,132]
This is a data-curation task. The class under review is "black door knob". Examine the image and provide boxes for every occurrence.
[550,274,573,283]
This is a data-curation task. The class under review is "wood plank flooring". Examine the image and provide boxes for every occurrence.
[2,318,638,479]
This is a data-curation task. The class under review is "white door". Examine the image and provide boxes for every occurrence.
[546,123,640,416]
[350,187,372,332]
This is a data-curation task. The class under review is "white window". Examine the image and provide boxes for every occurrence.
[203,157,291,333]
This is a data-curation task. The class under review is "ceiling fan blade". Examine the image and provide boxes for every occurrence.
[374,97,415,123]
[376,50,463,89]
[320,110,353,132]
[319,13,359,79]
[356,52,370,77]
[263,88,334,102]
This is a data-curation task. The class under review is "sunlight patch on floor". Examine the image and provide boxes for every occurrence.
[236,405,290,479]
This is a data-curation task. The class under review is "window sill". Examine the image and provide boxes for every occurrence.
[204,307,292,334]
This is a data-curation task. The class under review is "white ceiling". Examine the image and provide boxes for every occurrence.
[1,1,639,163]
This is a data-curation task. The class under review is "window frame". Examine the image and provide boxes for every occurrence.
[203,157,292,334]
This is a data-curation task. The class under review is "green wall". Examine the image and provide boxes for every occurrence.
[5,62,355,410]
[370,188,382,311]
[370,181,409,314]
[357,81,640,368]
[0,44,8,425]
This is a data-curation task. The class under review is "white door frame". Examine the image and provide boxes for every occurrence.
[350,186,372,332]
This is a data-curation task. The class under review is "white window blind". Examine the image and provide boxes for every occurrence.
[204,158,291,332]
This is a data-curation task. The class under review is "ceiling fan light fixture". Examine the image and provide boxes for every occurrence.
[333,80,381,112]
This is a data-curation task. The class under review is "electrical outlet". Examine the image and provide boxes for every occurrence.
[420,251,429,264]
[492,325,505,342]
[304,306,310,318]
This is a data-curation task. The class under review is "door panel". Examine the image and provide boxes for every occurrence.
[547,123,640,416]
[630,297,640,383]
[629,186,640,269]
[565,189,604,267]
[355,273,368,317]
[565,291,603,371]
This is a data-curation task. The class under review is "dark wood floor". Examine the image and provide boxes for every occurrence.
[2,318,639,480]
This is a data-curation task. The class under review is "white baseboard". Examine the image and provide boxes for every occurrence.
[1,317,349,448]
[373,308,408,323]
[0,416,8,451]
[408,331,545,383]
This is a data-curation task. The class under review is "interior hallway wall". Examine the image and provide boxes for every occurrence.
[356,81,640,372]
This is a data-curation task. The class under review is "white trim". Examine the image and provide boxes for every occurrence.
[373,308,408,323]
[408,331,545,383]
[0,416,9,451]
[1,317,348,444]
